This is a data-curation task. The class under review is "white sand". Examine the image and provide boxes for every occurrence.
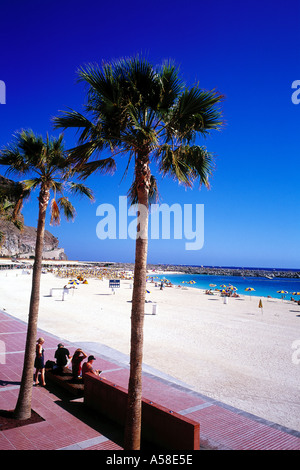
[1,268,299,432]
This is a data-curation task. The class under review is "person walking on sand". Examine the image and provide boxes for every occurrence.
[34,338,46,386]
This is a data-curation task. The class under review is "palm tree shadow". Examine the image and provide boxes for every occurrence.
[54,395,162,450]
[289,310,300,316]
[56,397,124,447]
[0,380,21,386]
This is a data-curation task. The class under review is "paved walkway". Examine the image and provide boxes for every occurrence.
[0,310,299,451]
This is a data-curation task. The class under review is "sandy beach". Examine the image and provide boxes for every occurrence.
[0,268,299,432]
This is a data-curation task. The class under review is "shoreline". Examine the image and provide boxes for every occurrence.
[1,258,300,279]
[2,259,300,301]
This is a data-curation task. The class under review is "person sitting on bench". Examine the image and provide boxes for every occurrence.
[54,343,72,375]
[71,348,88,378]
[82,355,101,381]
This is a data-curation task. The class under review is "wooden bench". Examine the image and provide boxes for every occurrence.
[84,372,200,450]
[45,367,84,397]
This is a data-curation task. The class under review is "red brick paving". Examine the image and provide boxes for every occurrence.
[0,310,299,450]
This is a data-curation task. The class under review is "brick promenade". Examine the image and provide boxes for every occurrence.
[0,310,299,451]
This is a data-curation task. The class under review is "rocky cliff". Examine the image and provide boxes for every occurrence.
[0,175,67,260]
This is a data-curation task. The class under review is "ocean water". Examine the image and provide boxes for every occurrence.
[148,273,300,300]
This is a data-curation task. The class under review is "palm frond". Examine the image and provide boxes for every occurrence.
[0,144,29,176]
[157,144,214,188]
[52,109,95,144]
[77,63,118,107]
[17,130,46,170]
[158,61,183,112]
[67,141,105,166]
[21,178,41,191]
[50,180,64,194]
[156,144,190,186]
[57,197,76,221]
[50,198,60,226]
[67,182,95,201]
[74,157,116,179]
[181,145,215,188]
[168,87,224,142]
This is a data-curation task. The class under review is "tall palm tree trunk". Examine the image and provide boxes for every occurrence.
[14,185,50,420]
[124,156,150,450]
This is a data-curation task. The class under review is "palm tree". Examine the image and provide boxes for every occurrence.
[0,130,94,420]
[53,56,224,449]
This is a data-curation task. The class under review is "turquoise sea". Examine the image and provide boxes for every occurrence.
[148,272,300,300]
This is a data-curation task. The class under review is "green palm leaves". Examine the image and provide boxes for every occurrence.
[0,130,94,225]
[53,56,223,192]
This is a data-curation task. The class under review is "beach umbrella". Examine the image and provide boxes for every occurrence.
[209,284,216,287]
[68,280,79,285]
[277,290,288,301]
[245,287,255,299]
[220,284,227,288]
[291,292,300,295]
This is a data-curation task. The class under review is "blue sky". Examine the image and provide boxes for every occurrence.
[0,0,299,268]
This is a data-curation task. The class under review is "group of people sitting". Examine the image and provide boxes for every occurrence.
[53,343,101,380]
[34,339,101,387]
[205,288,240,298]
